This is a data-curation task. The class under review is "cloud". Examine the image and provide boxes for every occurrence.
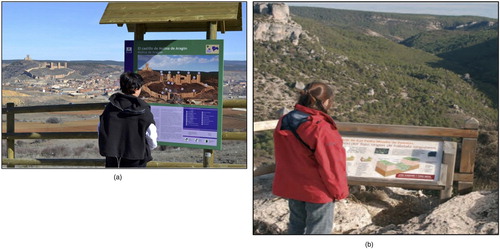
[138,55,219,71]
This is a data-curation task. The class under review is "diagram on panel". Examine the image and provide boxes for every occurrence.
[375,157,420,177]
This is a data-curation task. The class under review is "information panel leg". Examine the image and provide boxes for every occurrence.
[6,102,16,168]
[440,142,457,202]
[458,182,474,194]
[203,149,214,168]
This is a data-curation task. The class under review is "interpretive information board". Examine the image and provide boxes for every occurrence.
[125,40,223,149]
[150,106,218,147]
[343,137,444,182]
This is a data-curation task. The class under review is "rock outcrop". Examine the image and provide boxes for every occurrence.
[254,2,308,45]
[253,73,298,121]
[353,190,499,234]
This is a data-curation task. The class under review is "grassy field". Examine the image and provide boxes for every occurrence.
[2,109,245,133]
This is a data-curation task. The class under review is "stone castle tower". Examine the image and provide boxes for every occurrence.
[163,71,201,85]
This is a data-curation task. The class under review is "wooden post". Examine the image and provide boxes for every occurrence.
[254,163,275,177]
[207,21,217,40]
[440,141,457,202]
[6,103,15,168]
[254,120,279,132]
[457,118,479,194]
[203,149,214,168]
[134,24,145,41]
[201,21,218,167]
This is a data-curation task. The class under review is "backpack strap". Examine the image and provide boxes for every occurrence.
[280,110,315,152]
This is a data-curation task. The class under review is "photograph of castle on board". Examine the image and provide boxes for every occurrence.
[135,40,222,106]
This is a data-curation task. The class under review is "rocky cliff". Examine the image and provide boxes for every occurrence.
[254,2,309,45]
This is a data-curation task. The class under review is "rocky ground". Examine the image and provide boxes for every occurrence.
[253,173,499,234]
[152,140,246,165]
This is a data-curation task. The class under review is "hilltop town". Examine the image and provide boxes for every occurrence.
[2,56,122,103]
[1,56,246,106]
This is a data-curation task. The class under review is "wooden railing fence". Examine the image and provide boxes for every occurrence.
[254,118,479,196]
[2,100,246,168]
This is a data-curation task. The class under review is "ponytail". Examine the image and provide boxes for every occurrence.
[297,82,334,114]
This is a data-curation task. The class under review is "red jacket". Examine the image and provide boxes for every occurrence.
[272,104,349,203]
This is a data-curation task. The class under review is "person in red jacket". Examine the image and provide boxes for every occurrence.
[273,82,349,234]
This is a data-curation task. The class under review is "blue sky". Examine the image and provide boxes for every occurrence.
[1,1,496,61]
[288,2,498,19]
[1,2,247,61]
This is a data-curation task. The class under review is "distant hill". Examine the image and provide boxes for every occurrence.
[2,59,123,66]
[289,6,499,99]
[225,60,247,71]
[1,60,122,82]
[289,6,498,41]
[401,28,498,55]
[1,60,40,80]
[2,60,246,81]
[400,27,498,92]
[65,60,124,66]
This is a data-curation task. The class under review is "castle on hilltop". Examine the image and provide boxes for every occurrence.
[42,61,68,70]
[24,54,68,70]
[23,55,73,80]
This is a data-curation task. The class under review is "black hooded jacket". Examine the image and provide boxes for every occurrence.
[98,93,155,161]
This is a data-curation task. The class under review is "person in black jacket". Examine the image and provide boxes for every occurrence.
[98,72,157,168]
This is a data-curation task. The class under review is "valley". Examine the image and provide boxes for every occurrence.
[253,2,498,192]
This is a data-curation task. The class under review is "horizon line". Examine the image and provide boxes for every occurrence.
[2,59,247,62]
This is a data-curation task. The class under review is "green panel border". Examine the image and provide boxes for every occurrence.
[134,40,224,150]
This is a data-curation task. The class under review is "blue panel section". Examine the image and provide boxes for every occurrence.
[183,108,218,131]
[124,40,134,72]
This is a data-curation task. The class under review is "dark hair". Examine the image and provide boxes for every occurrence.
[120,72,144,95]
[297,82,334,114]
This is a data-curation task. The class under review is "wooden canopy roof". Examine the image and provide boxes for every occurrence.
[99,2,242,33]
